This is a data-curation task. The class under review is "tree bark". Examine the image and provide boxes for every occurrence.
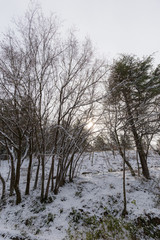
[44,155,55,199]
[25,139,32,195]
[41,154,45,202]
[50,155,54,191]
[123,92,150,179]
[0,173,5,199]
[114,130,135,176]
[15,184,21,205]
[15,145,22,204]
[33,156,40,190]
[122,160,127,217]
[10,155,16,196]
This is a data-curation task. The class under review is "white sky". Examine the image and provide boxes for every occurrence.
[0,0,160,63]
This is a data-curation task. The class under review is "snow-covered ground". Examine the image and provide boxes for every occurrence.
[0,151,160,240]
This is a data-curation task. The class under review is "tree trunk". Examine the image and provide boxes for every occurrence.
[136,150,140,176]
[15,184,21,205]
[50,155,54,191]
[114,130,135,176]
[54,162,60,195]
[15,146,21,187]
[25,140,32,195]
[122,159,127,217]
[0,173,5,199]
[15,147,22,204]
[10,156,16,196]
[137,145,150,178]
[41,154,45,202]
[122,153,135,176]
[33,156,40,190]
[69,153,74,182]
[123,92,150,179]
[45,155,54,199]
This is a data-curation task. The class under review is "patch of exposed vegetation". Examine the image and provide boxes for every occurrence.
[66,208,160,240]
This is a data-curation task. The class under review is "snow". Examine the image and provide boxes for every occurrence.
[0,150,160,239]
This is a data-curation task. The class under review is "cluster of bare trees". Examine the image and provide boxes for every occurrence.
[0,7,107,204]
[0,6,160,209]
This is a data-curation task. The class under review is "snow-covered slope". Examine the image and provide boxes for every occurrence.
[0,151,160,240]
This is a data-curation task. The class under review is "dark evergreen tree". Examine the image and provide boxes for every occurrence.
[108,54,160,179]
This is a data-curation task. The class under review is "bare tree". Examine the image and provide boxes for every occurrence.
[44,33,107,198]
[103,97,135,177]
[0,5,108,204]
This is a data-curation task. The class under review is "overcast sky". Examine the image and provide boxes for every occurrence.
[0,0,160,63]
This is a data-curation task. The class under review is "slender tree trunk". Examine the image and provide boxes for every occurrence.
[133,130,149,178]
[119,148,135,176]
[45,155,54,199]
[69,153,74,182]
[136,150,140,176]
[91,152,94,166]
[15,151,21,188]
[0,173,5,199]
[122,159,127,216]
[33,156,40,190]
[114,130,135,176]
[54,161,60,194]
[123,93,150,179]
[25,139,33,195]
[44,167,52,200]
[15,143,22,204]
[122,135,128,216]
[41,154,45,202]
[50,155,54,191]
[10,156,16,196]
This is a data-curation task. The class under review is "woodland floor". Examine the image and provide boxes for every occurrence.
[0,151,160,240]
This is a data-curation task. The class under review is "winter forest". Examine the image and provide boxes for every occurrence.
[0,5,160,240]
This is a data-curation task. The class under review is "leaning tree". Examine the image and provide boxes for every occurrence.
[106,54,160,179]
